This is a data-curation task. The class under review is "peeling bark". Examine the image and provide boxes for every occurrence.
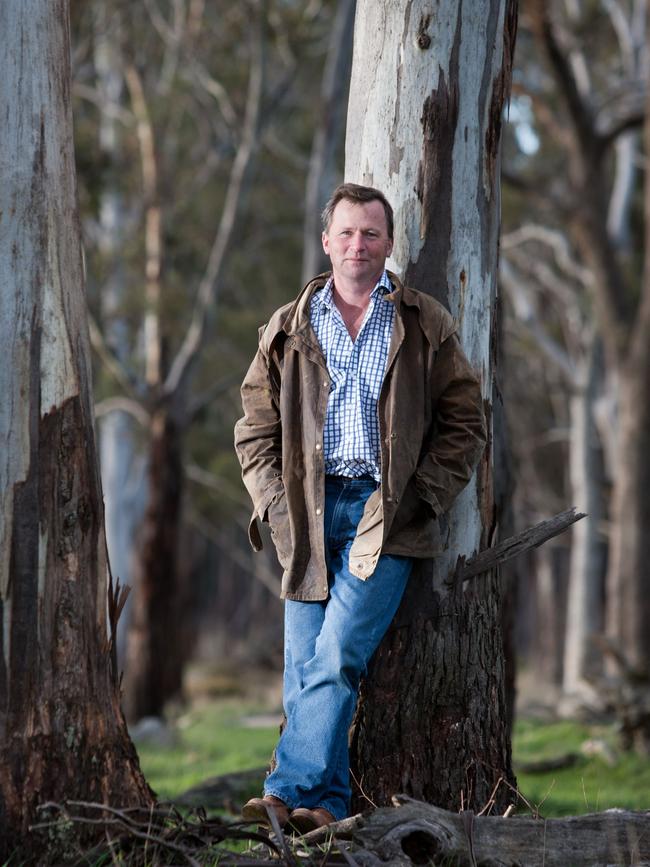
[0,1,152,857]
[346,0,519,812]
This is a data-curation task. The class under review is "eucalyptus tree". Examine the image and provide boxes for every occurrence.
[345,0,519,811]
[0,0,152,856]
[503,0,649,717]
[75,0,342,719]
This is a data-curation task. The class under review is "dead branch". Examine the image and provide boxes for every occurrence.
[451,508,586,584]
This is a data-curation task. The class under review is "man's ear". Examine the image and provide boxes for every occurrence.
[322,231,330,255]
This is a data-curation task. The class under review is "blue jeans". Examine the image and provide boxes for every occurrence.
[264,476,413,820]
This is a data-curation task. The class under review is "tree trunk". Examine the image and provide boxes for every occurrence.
[346,0,518,812]
[94,6,145,665]
[0,1,152,857]
[606,352,650,675]
[562,340,608,705]
[122,408,186,721]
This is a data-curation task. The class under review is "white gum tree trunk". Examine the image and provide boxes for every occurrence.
[93,6,146,664]
[0,1,151,856]
[346,0,519,811]
[562,342,607,706]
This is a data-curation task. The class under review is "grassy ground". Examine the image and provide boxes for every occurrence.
[136,699,279,800]
[514,717,650,816]
[136,698,650,818]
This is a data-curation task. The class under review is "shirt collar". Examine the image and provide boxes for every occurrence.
[312,270,393,311]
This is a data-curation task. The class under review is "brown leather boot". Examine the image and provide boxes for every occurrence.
[289,806,336,834]
[241,795,290,828]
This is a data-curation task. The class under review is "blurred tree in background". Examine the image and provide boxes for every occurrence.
[71,0,350,721]
[502,0,650,748]
[70,0,650,752]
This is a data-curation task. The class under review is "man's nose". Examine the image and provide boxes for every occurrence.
[350,231,366,250]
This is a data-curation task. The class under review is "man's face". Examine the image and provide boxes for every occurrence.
[322,198,393,286]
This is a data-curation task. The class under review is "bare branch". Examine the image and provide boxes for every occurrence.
[73,82,134,126]
[602,0,635,72]
[183,60,238,129]
[452,508,587,584]
[164,6,266,397]
[188,509,282,596]
[529,1,597,156]
[500,259,578,384]
[187,371,241,420]
[94,397,150,429]
[595,82,645,146]
[88,316,138,397]
[185,462,250,508]
[502,224,593,289]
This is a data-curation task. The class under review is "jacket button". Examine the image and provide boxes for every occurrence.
[316,508,322,515]
[386,496,393,503]
[315,443,322,450]
[391,432,397,439]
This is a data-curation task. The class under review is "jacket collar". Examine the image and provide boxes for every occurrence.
[266,270,450,353]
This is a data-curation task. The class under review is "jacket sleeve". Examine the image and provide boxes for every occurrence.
[234,329,285,548]
[414,332,487,517]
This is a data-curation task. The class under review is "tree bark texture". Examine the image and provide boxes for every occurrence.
[346,0,519,813]
[0,1,152,857]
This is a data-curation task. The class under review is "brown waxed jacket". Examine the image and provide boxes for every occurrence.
[234,271,486,601]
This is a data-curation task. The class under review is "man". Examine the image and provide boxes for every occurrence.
[234,183,486,833]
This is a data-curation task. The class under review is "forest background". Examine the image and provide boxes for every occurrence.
[68,0,649,818]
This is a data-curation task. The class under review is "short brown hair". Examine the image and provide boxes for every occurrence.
[321,183,394,240]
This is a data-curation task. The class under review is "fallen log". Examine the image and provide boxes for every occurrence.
[303,796,650,866]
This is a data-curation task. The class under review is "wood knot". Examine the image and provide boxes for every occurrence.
[417,13,432,49]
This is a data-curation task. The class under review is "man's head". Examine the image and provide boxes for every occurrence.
[321,183,394,240]
[321,184,394,289]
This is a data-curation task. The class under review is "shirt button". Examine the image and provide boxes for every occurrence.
[316,508,322,516]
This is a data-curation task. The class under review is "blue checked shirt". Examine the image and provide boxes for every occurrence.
[310,270,395,482]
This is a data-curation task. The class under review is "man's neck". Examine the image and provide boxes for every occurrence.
[329,270,384,341]
[330,269,383,307]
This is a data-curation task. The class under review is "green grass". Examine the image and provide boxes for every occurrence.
[513,717,650,816]
[137,701,650,818]
[136,699,278,800]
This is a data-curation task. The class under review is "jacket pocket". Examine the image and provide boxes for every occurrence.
[267,492,293,570]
